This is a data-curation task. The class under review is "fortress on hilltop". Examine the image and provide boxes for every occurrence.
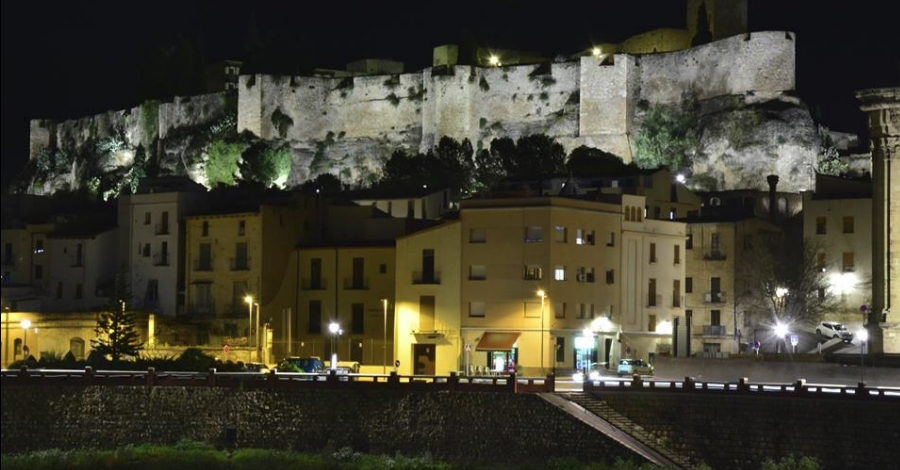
[27,0,820,195]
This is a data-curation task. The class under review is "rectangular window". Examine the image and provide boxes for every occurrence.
[674,245,681,265]
[686,233,693,250]
[379,263,387,274]
[469,265,487,280]
[842,252,854,272]
[233,243,248,270]
[686,277,693,293]
[523,264,542,280]
[554,266,566,281]
[146,279,159,302]
[607,232,615,247]
[710,310,721,326]
[816,252,826,271]
[554,302,565,319]
[143,243,151,257]
[711,233,721,252]
[576,303,594,319]
[469,228,486,243]
[144,212,151,225]
[648,314,657,332]
[34,264,43,280]
[308,301,322,333]
[554,226,567,243]
[555,337,565,362]
[34,238,45,254]
[648,278,657,306]
[649,243,657,263]
[351,303,364,334]
[352,257,365,288]
[75,283,83,300]
[232,281,247,314]
[842,216,854,234]
[197,243,212,270]
[159,211,169,234]
[816,216,826,235]
[238,220,246,236]
[469,301,485,317]
[606,269,615,284]
[202,221,209,237]
[525,226,543,243]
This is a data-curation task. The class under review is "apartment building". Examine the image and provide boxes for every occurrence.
[802,174,872,324]
[117,177,208,316]
[682,214,782,355]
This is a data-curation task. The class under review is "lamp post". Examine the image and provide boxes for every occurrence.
[244,295,254,349]
[382,298,388,375]
[537,289,546,376]
[857,328,868,384]
[329,322,340,370]
[20,319,31,359]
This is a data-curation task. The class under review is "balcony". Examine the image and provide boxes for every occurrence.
[343,277,369,290]
[412,271,441,285]
[703,291,726,303]
[155,223,170,235]
[230,257,250,271]
[154,253,169,266]
[300,278,328,290]
[647,294,662,308]
[702,325,727,336]
[703,250,727,261]
[183,304,215,318]
[193,259,213,271]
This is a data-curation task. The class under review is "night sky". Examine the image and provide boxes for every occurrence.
[2,0,897,191]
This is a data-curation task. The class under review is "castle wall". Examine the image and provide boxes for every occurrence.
[637,31,795,105]
[158,92,232,140]
[579,55,637,159]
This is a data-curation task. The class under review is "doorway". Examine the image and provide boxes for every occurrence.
[413,344,435,375]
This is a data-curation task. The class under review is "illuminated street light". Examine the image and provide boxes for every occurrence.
[20,319,31,359]
[774,322,788,354]
[488,55,501,67]
[329,322,341,370]
[244,295,254,348]
[591,47,601,56]
[857,328,868,384]
[382,298,389,375]
[537,289,546,376]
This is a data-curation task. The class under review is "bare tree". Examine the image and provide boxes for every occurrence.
[737,236,840,331]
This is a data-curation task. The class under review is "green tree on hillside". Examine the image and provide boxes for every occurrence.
[633,102,699,171]
[92,271,143,364]
[566,145,633,176]
[239,142,292,187]
[206,140,243,187]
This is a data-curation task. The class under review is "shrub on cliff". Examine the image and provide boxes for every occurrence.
[633,102,699,172]
[206,140,243,186]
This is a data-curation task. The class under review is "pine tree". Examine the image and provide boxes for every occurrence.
[91,271,144,364]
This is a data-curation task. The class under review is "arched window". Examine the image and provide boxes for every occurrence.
[70,337,86,360]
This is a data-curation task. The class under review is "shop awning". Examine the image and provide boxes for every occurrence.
[475,332,520,351]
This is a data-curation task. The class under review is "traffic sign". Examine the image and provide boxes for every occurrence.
[790,334,799,346]
[223,345,230,354]
[464,343,471,352]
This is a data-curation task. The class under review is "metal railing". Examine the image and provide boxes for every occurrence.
[412,271,440,284]
[703,291,726,303]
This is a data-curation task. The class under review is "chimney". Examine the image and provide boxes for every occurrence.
[767,174,779,222]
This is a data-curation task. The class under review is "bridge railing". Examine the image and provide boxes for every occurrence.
[0,367,556,393]
[583,375,900,400]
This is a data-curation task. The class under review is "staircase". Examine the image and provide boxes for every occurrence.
[559,392,695,469]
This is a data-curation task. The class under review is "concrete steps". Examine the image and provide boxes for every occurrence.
[560,392,695,469]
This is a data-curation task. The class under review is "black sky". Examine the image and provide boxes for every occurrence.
[2,0,897,190]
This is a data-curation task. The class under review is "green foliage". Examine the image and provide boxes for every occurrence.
[206,140,243,187]
[270,108,294,139]
[140,100,160,140]
[208,115,237,139]
[761,455,820,470]
[376,137,475,197]
[816,128,849,176]
[566,146,632,176]
[91,271,144,365]
[479,76,490,92]
[633,102,699,171]
[240,142,291,187]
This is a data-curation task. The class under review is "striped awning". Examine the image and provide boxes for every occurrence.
[475,332,520,351]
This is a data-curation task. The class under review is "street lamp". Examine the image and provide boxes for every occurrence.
[857,328,868,384]
[20,319,31,359]
[537,289,546,376]
[329,322,341,370]
[382,299,389,375]
[244,295,254,348]
[774,322,788,354]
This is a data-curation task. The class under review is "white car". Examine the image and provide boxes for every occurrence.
[616,358,654,377]
[816,321,853,343]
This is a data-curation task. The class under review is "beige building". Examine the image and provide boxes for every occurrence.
[182,193,316,363]
[683,215,781,355]
[802,175,873,324]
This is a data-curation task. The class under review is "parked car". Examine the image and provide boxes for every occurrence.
[816,321,853,343]
[277,356,325,373]
[616,358,654,377]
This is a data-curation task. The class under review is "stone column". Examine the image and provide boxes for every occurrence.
[857,88,900,354]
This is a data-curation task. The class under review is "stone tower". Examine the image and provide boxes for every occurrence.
[687,0,748,41]
[857,88,900,354]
